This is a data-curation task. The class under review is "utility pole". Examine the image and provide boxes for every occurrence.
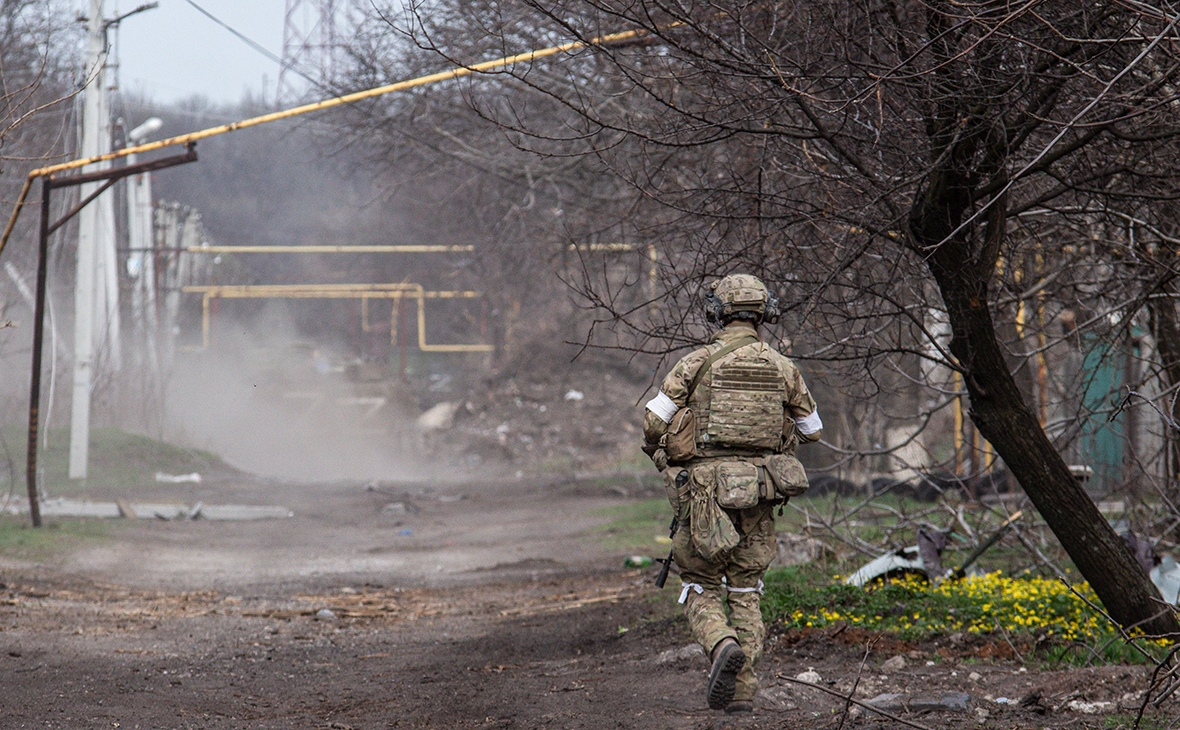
[126,117,162,374]
[69,0,156,480]
[69,0,113,480]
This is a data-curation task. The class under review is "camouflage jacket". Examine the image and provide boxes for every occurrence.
[643,321,822,461]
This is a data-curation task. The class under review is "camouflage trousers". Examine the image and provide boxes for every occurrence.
[672,499,777,702]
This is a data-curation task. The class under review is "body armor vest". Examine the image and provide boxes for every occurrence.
[693,343,785,454]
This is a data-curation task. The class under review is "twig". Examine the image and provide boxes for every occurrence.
[993,617,1026,664]
[836,639,878,730]
[774,674,936,730]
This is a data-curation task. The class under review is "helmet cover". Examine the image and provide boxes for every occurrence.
[711,274,769,311]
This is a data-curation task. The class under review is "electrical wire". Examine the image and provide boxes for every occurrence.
[182,0,320,88]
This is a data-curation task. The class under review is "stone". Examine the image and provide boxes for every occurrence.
[866,692,973,714]
[881,655,907,672]
[655,644,704,665]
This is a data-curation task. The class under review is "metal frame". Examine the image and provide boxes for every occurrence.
[23,145,198,527]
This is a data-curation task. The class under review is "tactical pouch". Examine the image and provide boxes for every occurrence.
[662,468,691,519]
[688,464,740,561]
[714,462,761,509]
[765,453,809,498]
[662,407,698,462]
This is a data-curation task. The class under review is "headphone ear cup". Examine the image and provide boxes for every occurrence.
[763,296,781,325]
[705,294,721,324]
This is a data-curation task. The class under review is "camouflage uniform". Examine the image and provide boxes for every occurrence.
[644,318,822,708]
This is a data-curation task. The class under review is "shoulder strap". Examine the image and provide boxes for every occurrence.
[686,335,757,400]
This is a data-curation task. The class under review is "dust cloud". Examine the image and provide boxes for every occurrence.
[161,301,428,482]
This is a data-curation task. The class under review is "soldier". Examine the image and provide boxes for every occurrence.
[643,273,823,714]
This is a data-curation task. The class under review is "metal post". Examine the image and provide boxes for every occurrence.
[25,179,52,527]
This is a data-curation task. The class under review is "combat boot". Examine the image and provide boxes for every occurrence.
[705,638,745,710]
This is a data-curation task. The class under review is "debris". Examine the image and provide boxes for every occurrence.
[563,390,584,401]
[845,511,1023,587]
[654,644,704,665]
[795,668,822,683]
[866,692,904,709]
[882,655,907,672]
[863,692,976,713]
[10,499,293,521]
[417,401,460,431]
[398,528,412,536]
[1065,699,1112,714]
[315,608,338,621]
[1152,555,1180,605]
[623,555,652,568]
[844,547,926,588]
[916,528,949,577]
[154,472,202,483]
[968,672,982,682]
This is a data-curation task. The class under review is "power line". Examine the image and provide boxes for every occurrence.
[182,0,320,90]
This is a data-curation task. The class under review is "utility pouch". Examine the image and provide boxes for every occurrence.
[662,407,698,462]
[688,464,740,561]
[765,453,809,498]
[662,468,691,520]
[714,462,761,510]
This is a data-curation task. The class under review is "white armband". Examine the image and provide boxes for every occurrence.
[794,410,823,435]
[645,391,679,424]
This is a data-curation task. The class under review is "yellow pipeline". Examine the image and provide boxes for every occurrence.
[194,245,475,254]
[0,25,655,257]
[183,283,491,352]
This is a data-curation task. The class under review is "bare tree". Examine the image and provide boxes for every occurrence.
[372,0,1180,637]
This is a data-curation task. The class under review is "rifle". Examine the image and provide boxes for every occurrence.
[654,470,688,588]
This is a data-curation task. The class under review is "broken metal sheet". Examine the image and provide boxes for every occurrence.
[1151,555,1180,605]
[844,546,927,588]
[3,499,292,521]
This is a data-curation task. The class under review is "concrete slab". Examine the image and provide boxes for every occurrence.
[3,499,292,521]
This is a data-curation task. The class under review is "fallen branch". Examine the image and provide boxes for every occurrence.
[774,674,936,730]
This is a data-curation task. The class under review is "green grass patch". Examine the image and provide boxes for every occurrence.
[764,566,1165,666]
[593,497,674,553]
[0,426,237,494]
[0,514,109,561]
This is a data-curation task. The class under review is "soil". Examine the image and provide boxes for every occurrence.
[0,473,1168,729]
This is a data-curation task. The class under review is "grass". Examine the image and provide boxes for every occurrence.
[0,514,109,562]
[0,426,237,495]
[765,566,1166,666]
[596,497,1166,667]
[593,497,672,552]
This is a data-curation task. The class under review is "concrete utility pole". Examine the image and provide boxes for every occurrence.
[70,0,115,480]
[126,117,162,374]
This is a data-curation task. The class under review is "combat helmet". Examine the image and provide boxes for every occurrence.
[705,273,780,325]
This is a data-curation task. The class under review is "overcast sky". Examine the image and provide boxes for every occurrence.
[110,0,290,104]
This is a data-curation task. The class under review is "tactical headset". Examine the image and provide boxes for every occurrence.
[704,290,781,325]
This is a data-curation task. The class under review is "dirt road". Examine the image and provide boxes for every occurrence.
[0,475,1162,729]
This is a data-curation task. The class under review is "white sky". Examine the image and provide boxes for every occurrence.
[108,0,289,104]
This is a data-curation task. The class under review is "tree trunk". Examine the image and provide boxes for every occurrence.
[910,192,1179,638]
[1147,242,1180,507]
